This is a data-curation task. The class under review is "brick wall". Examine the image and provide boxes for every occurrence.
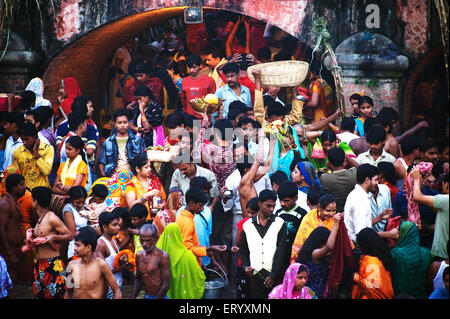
[342,77,401,116]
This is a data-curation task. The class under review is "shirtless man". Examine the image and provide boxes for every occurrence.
[65,226,121,299]
[0,174,27,281]
[30,186,72,299]
[131,224,171,299]
[376,112,400,158]
[95,211,131,298]
[393,135,420,190]
[238,128,275,218]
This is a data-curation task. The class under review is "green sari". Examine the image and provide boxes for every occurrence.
[156,223,206,299]
[390,221,433,299]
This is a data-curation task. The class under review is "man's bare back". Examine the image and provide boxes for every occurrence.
[385,135,400,158]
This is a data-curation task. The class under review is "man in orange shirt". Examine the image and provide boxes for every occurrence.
[175,188,226,267]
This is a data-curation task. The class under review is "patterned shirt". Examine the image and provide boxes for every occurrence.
[197,119,236,192]
[12,140,54,189]
[0,254,13,299]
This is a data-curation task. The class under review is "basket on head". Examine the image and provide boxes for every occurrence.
[248,60,309,87]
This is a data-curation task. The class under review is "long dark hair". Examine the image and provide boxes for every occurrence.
[66,135,87,164]
[296,227,331,264]
[356,228,394,272]
[128,154,149,176]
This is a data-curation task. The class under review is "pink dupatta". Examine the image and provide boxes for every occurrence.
[268,263,315,299]
[405,162,433,229]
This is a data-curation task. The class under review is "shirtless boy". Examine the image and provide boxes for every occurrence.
[131,224,171,299]
[65,226,121,299]
[95,211,131,298]
[0,174,27,281]
[31,186,72,299]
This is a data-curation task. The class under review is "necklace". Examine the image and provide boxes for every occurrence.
[37,210,48,225]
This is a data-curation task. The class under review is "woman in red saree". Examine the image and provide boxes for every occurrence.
[58,77,82,117]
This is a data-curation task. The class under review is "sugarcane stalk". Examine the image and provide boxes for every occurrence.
[433,0,449,98]
[310,15,346,121]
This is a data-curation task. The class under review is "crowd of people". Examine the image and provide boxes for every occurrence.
[0,13,448,300]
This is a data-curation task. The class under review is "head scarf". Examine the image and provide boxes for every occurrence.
[297,161,321,190]
[60,77,82,116]
[156,223,206,299]
[390,221,433,298]
[25,77,52,109]
[270,125,305,178]
[405,162,433,229]
[268,263,315,299]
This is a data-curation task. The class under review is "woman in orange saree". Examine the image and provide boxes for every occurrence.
[352,228,394,299]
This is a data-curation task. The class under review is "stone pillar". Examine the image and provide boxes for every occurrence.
[324,32,409,119]
[0,31,42,95]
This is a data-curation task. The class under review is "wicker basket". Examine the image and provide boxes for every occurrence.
[247,61,309,87]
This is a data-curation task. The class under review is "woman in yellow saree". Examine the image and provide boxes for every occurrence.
[291,194,337,262]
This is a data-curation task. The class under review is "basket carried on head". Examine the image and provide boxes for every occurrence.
[247,60,309,87]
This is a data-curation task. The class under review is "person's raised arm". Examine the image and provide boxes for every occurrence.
[395,121,429,143]
[312,213,342,262]
[243,17,251,54]
[411,165,435,208]
[304,109,340,132]
[252,69,266,127]
[256,134,276,177]
[286,87,303,126]
[226,17,242,57]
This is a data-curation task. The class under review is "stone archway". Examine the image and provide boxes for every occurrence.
[42,1,314,110]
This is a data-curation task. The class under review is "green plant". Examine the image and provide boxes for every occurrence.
[0,0,54,60]
[310,14,345,119]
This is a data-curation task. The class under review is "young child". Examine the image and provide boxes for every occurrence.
[79,184,109,235]
[269,263,317,299]
[65,226,121,299]
[53,135,89,195]
[62,186,88,261]
[128,203,150,255]
[95,211,130,299]
[112,207,134,251]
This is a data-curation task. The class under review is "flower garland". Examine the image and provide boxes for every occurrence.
[113,249,136,272]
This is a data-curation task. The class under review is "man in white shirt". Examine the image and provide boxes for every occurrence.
[3,112,24,171]
[344,164,399,243]
[357,125,396,166]
[337,117,360,145]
